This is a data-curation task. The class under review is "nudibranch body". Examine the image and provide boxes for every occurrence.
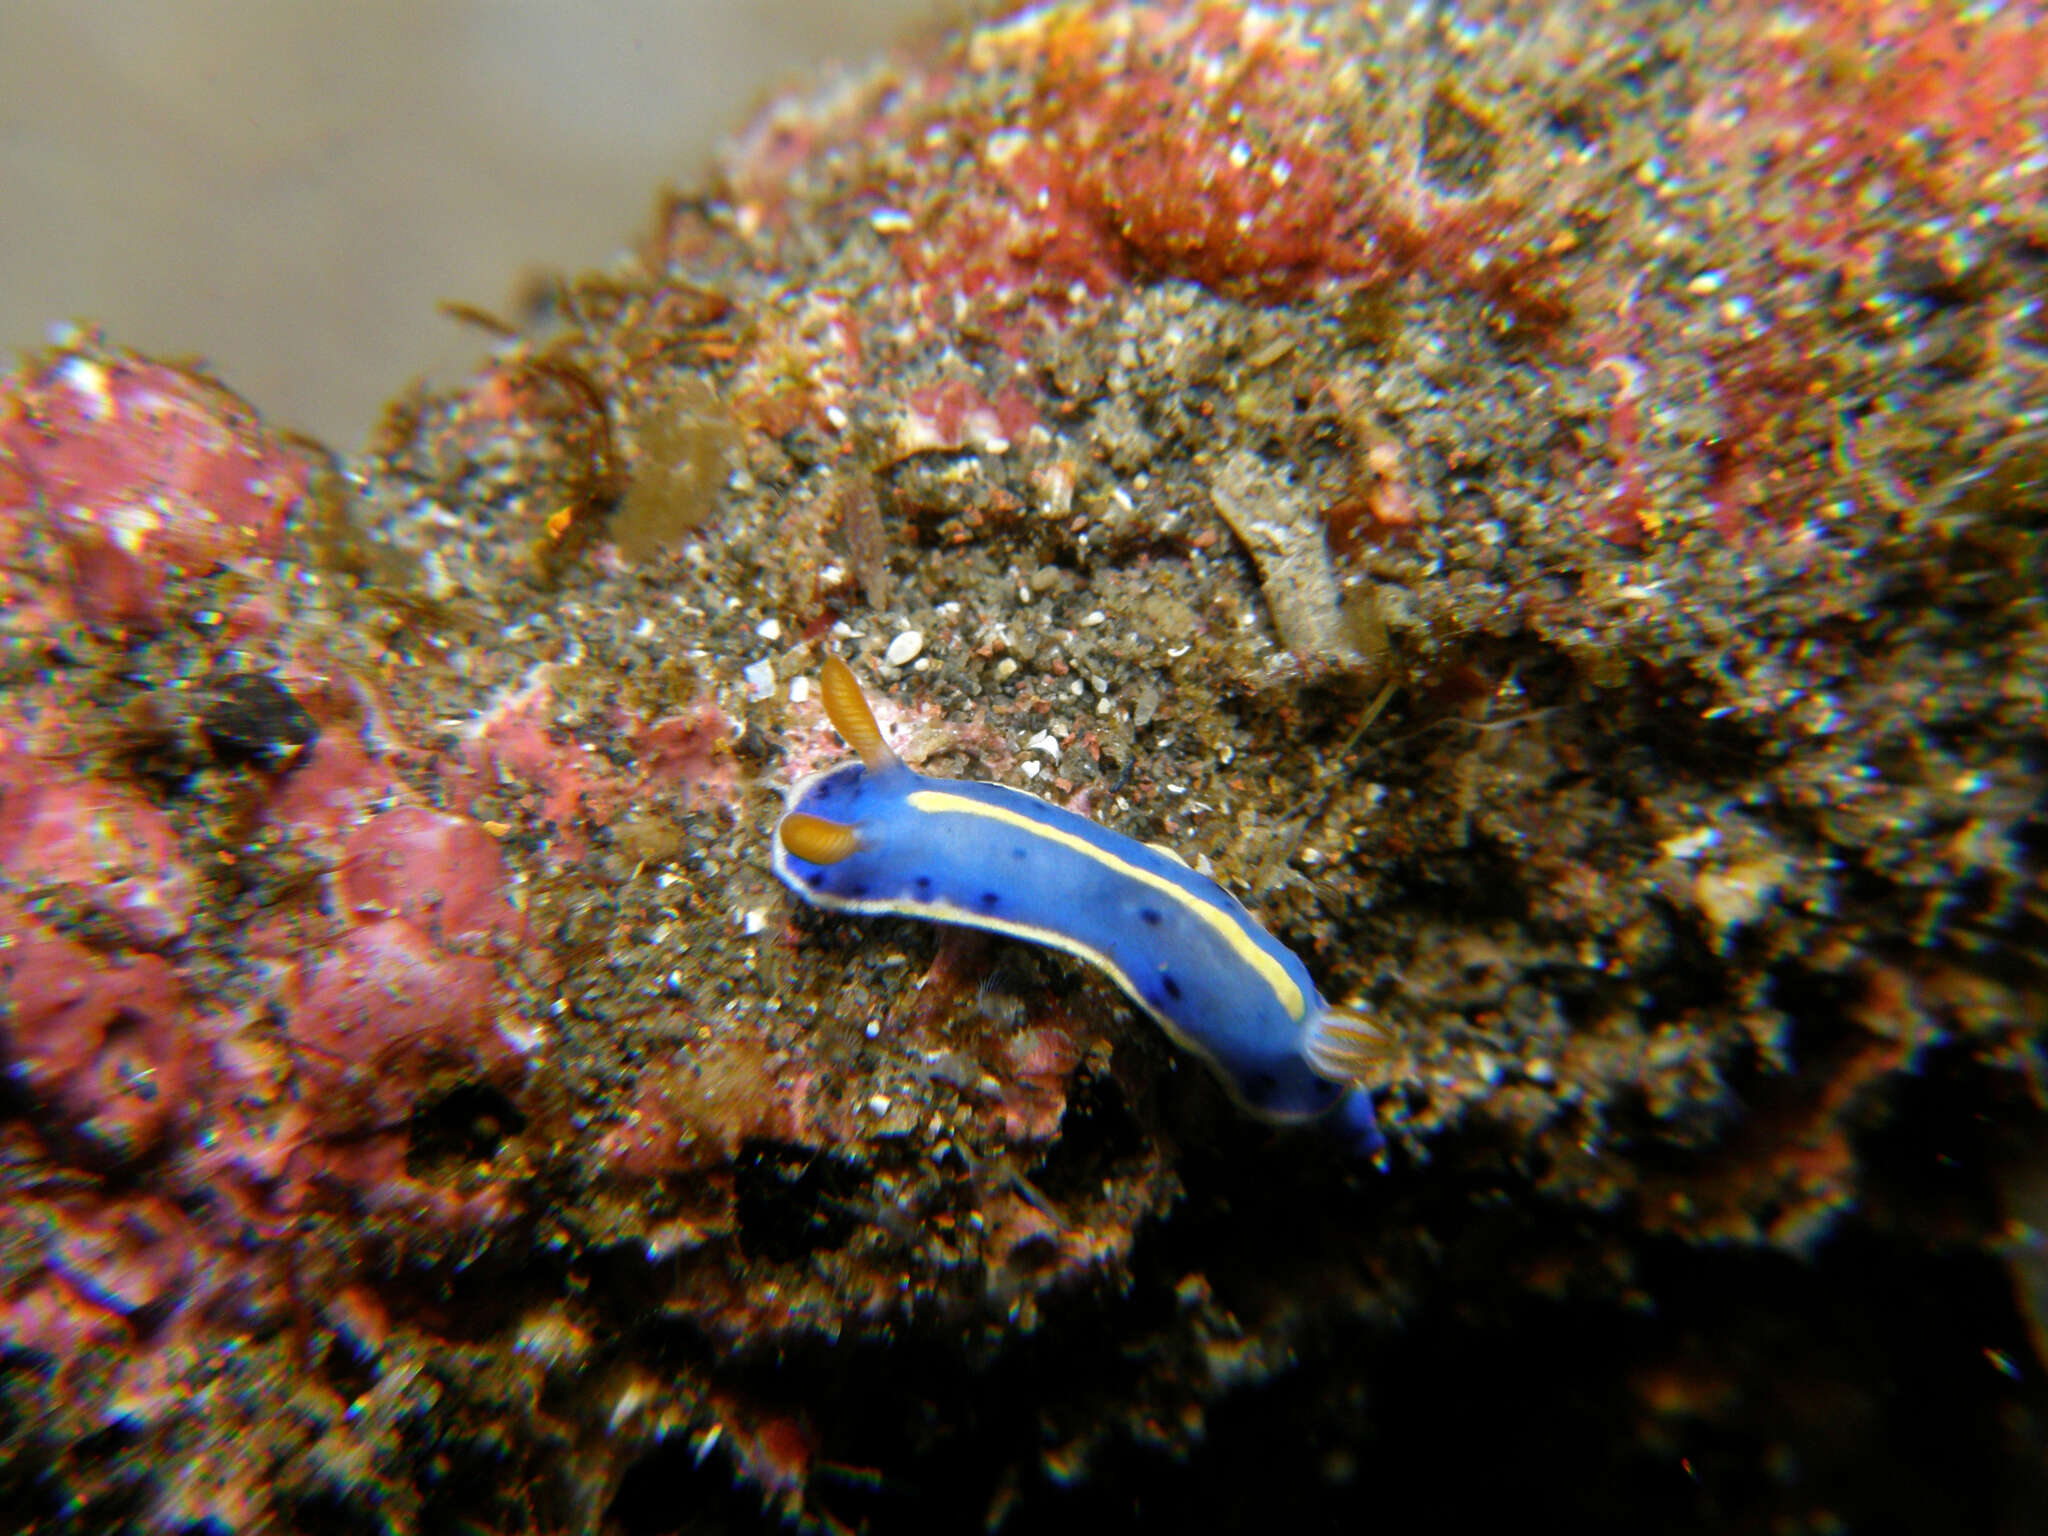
[772,658,1388,1141]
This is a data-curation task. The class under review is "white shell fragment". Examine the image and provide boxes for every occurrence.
[884,630,926,667]
[1208,449,1368,674]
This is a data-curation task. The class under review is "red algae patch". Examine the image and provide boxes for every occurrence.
[0,895,191,1164]
[829,0,1577,337]
[338,806,527,951]
[1038,2,1380,298]
[280,918,509,1125]
[0,772,196,947]
[883,2,1379,307]
[0,340,309,631]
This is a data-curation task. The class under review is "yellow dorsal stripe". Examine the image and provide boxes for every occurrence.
[904,789,1306,1020]
[821,655,899,772]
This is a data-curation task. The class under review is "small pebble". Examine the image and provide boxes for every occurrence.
[743,659,776,699]
[1660,827,1720,860]
[884,630,925,667]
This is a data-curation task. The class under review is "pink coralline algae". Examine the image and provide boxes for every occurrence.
[0,895,190,1164]
[264,803,535,1150]
[0,761,197,947]
[338,805,528,949]
[0,340,308,632]
[0,704,202,1165]
[239,785,541,1205]
[0,338,547,1508]
[2,1190,196,1359]
[263,726,415,848]
[440,675,742,865]
[279,920,506,1122]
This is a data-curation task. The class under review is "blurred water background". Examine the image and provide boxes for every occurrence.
[0,0,941,447]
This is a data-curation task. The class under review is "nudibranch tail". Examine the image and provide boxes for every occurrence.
[820,654,901,773]
[1334,1087,1387,1159]
[778,811,862,865]
[1302,1008,1396,1083]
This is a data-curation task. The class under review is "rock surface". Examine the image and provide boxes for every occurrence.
[2,2,2044,1530]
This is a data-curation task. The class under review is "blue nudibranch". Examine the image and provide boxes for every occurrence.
[772,657,1388,1141]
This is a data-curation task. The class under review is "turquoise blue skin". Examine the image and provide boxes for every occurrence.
[772,754,1382,1144]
